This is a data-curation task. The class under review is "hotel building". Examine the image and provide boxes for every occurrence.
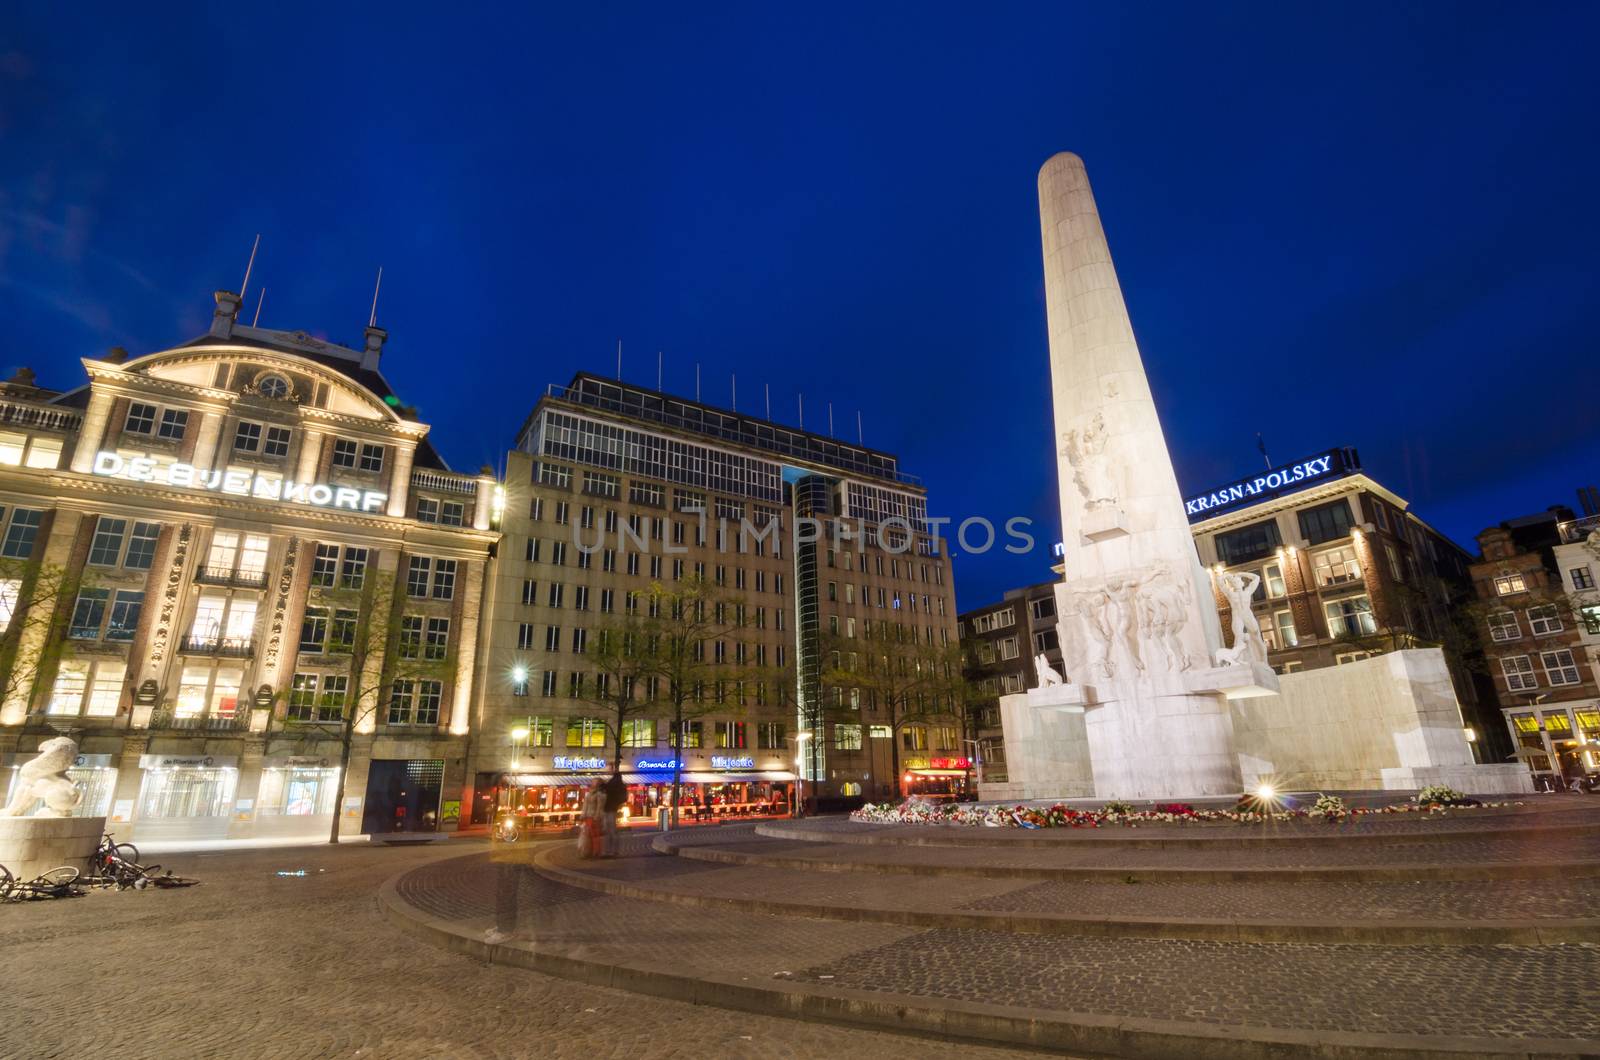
[467,373,958,825]
[0,290,497,842]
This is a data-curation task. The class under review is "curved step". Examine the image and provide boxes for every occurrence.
[656,832,1600,883]
[382,853,1600,1060]
[534,843,1600,945]
[757,806,1600,850]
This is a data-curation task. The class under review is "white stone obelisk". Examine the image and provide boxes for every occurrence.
[1006,153,1275,799]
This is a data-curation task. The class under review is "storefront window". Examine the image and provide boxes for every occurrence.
[139,768,237,818]
[47,663,88,715]
[257,768,340,816]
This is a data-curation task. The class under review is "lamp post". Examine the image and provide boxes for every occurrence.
[963,737,986,790]
[793,731,812,818]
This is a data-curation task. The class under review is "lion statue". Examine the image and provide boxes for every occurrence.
[1,737,83,818]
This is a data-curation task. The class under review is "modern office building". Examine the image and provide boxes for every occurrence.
[468,373,958,823]
[0,290,498,842]
[958,581,1064,785]
[1471,501,1600,787]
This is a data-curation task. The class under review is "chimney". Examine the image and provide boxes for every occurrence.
[361,325,387,371]
[211,290,242,338]
[103,346,129,365]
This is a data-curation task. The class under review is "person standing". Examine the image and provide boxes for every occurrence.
[578,780,605,859]
[602,772,627,857]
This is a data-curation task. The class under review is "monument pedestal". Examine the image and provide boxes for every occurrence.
[0,815,106,882]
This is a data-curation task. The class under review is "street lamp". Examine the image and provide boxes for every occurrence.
[962,737,986,789]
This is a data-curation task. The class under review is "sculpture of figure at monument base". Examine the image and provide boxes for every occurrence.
[1215,570,1268,666]
[0,737,83,818]
[1033,653,1065,689]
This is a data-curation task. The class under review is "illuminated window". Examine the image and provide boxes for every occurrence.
[1275,610,1298,648]
[24,437,62,469]
[901,727,928,751]
[621,719,656,747]
[1263,563,1286,598]
[1324,596,1376,637]
[566,717,605,747]
[48,663,89,715]
[1494,572,1527,596]
[0,578,20,631]
[833,724,863,750]
[0,432,25,464]
[1313,546,1361,587]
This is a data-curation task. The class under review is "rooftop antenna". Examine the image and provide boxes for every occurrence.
[1256,432,1272,470]
[731,373,737,411]
[657,350,663,392]
[827,402,834,436]
[695,363,701,402]
[798,393,804,430]
[616,339,622,380]
[251,287,266,328]
[240,234,260,301]
[368,266,383,327]
[765,383,771,420]
[857,410,864,445]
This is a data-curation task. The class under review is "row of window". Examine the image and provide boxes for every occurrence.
[123,398,390,475]
[1488,604,1567,642]
[286,672,444,726]
[513,716,787,750]
[826,580,946,615]
[0,432,65,470]
[1501,650,1585,691]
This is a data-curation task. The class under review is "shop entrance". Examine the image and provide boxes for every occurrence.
[361,759,444,834]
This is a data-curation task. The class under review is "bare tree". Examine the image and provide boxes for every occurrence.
[848,622,968,797]
[584,612,658,772]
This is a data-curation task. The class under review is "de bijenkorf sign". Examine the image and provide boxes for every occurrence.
[1184,448,1359,520]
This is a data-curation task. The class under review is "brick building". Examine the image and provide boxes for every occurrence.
[957,581,1063,784]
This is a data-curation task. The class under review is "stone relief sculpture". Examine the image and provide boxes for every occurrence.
[1033,653,1065,689]
[1215,570,1267,666]
[1135,566,1195,673]
[0,737,83,818]
[1060,412,1117,511]
[1075,573,1148,679]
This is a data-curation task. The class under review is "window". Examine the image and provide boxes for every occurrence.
[1542,649,1582,687]
[548,582,565,608]
[1385,543,1404,583]
[158,408,189,440]
[1214,520,1283,566]
[621,719,656,747]
[1582,605,1600,636]
[999,636,1020,660]
[677,720,702,748]
[89,517,127,566]
[545,625,561,651]
[106,591,143,641]
[440,501,465,527]
[330,609,357,653]
[16,438,54,468]
[1033,628,1058,654]
[1500,655,1538,692]
[2,509,44,558]
[566,717,605,748]
[388,680,442,725]
[340,548,367,589]
[541,670,558,697]
[600,589,614,614]
[1494,572,1528,596]
[1572,567,1597,591]
[48,660,125,718]
[69,589,109,639]
[311,544,339,587]
[1262,563,1286,598]
[931,725,958,749]
[331,439,358,468]
[571,628,588,654]
[124,522,161,569]
[1370,501,1388,532]
[1527,604,1564,636]
[233,421,262,453]
[1335,650,1373,665]
[1313,546,1361,587]
[971,608,1015,634]
[432,559,456,600]
[425,618,450,660]
[300,608,329,652]
[359,444,385,472]
[263,426,291,457]
[833,724,863,750]
[1274,609,1298,649]
[398,616,423,659]
[1487,611,1521,642]
[125,402,157,434]
[758,721,786,749]
[416,498,439,523]
[1324,596,1376,638]
[406,554,455,602]
[521,579,537,606]
[518,623,534,650]
[1298,499,1355,546]
[901,727,928,751]
[407,557,432,598]
[715,721,747,749]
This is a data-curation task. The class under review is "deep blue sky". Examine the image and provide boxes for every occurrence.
[3,5,1596,607]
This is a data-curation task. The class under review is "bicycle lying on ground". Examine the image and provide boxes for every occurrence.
[82,833,199,891]
[0,863,85,902]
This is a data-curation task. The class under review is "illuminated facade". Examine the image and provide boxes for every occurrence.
[0,290,497,841]
[468,374,957,824]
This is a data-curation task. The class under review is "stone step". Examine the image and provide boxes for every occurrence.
[383,851,1600,1059]
[535,842,1600,945]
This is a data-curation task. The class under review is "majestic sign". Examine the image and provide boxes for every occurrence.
[551,755,607,771]
[1183,448,1359,520]
[710,755,755,770]
[92,452,387,513]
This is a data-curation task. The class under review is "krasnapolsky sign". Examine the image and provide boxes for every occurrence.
[1183,448,1359,520]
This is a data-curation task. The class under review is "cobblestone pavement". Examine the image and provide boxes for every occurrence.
[548,843,1600,921]
[394,843,1600,1043]
[0,838,1048,1060]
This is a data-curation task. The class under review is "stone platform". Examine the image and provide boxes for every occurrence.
[0,815,104,883]
[382,798,1600,1058]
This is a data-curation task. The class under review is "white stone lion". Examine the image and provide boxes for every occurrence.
[0,737,83,818]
